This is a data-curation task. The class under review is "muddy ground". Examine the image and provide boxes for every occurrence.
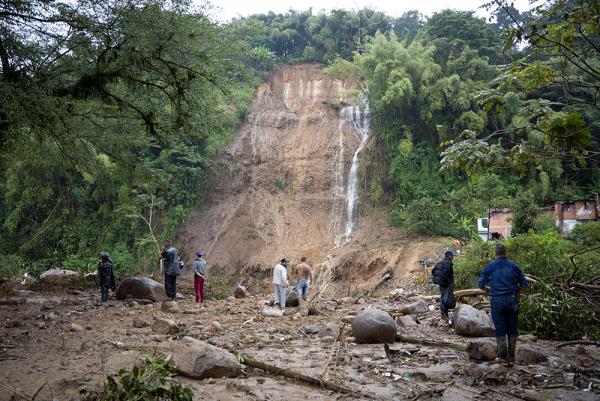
[1,279,600,401]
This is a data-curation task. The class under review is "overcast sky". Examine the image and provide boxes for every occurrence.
[205,0,533,22]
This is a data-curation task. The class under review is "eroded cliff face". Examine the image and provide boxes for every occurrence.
[181,64,359,269]
[180,64,443,291]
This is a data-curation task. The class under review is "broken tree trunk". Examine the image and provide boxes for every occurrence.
[236,352,360,396]
[556,340,600,349]
[395,334,466,351]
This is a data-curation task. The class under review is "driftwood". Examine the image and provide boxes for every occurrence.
[236,352,362,396]
[556,340,600,349]
[395,334,466,351]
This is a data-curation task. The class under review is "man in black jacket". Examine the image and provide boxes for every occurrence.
[96,252,116,302]
[432,250,455,321]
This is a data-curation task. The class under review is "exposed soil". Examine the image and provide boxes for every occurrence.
[2,280,599,401]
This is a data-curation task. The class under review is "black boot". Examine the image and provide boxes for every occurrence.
[508,335,517,367]
[496,336,508,365]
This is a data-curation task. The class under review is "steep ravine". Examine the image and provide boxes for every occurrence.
[179,64,443,294]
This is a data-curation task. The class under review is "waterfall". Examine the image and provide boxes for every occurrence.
[335,99,370,244]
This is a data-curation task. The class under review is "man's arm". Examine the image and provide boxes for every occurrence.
[477,264,490,290]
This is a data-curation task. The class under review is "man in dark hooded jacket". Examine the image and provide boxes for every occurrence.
[96,252,116,302]
[160,242,181,300]
[432,250,455,321]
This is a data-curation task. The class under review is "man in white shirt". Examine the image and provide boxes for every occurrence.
[272,257,290,309]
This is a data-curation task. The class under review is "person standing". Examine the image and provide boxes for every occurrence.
[160,242,181,300]
[272,257,289,309]
[294,256,312,301]
[478,243,528,366]
[432,250,455,321]
[193,251,207,307]
[96,251,115,303]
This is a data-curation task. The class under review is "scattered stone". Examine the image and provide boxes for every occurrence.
[563,372,575,385]
[68,323,83,332]
[351,308,397,344]
[338,297,354,304]
[302,324,321,335]
[388,288,405,300]
[341,315,354,324]
[39,269,78,285]
[234,285,250,298]
[161,300,178,313]
[466,340,496,361]
[171,336,241,379]
[262,306,283,317]
[397,315,417,328]
[320,336,335,343]
[413,363,456,381]
[115,277,168,302]
[175,292,185,299]
[132,316,149,328]
[454,304,495,337]
[523,389,598,401]
[208,320,222,334]
[36,322,46,329]
[291,312,301,321]
[307,305,318,315]
[127,300,139,307]
[356,298,366,304]
[398,299,429,315]
[319,324,337,338]
[227,296,235,301]
[151,318,178,335]
[286,291,299,307]
[520,334,538,343]
[517,347,548,364]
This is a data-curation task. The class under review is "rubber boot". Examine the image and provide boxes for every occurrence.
[496,336,508,365]
[507,335,517,367]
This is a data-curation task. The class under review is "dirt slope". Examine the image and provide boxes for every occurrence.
[179,64,443,292]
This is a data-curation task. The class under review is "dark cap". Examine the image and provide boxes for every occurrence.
[445,250,455,257]
[281,257,290,263]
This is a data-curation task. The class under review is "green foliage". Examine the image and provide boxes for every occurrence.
[532,214,557,234]
[83,355,193,401]
[511,191,539,235]
[205,276,230,300]
[569,222,600,246]
[369,180,383,206]
[520,281,600,340]
[453,240,495,289]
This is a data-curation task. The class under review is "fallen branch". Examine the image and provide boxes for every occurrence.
[454,289,485,298]
[395,335,466,351]
[236,352,363,396]
[0,379,32,401]
[556,340,600,349]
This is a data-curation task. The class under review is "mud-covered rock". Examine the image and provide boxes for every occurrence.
[285,291,299,307]
[466,340,496,361]
[161,300,178,313]
[39,269,77,285]
[208,320,222,334]
[399,299,429,315]
[133,316,149,328]
[234,285,249,299]
[116,277,168,302]
[351,308,397,344]
[171,336,241,379]
[151,318,178,335]
[454,304,495,337]
[262,306,283,317]
[397,315,417,327]
[517,347,548,364]
[302,324,321,335]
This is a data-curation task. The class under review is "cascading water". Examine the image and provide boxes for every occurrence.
[331,98,370,245]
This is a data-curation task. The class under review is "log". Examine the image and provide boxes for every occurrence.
[454,289,485,298]
[236,353,363,396]
[395,335,466,351]
[556,340,600,349]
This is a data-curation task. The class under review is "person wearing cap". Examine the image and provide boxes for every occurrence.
[272,257,290,309]
[193,251,207,307]
[96,251,115,303]
[478,243,528,366]
[432,250,455,321]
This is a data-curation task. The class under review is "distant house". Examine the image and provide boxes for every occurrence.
[555,199,600,235]
[477,208,512,241]
[477,198,599,240]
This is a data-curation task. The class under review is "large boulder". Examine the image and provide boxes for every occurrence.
[234,285,249,298]
[171,336,241,379]
[116,277,167,302]
[351,308,397,344]
[285,291,299,307]
[399,299,429,315]
[39,269,77,285]
[454,304,495,337]
[151,318,179,335]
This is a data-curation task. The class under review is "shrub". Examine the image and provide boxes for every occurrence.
[81,355,193,401]
[569,221,600,246]
[0,254,27,279]
[532,213,557,234]
[453,241,495,289]
[205,276,229,300]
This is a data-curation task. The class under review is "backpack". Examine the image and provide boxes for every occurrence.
[432,261,450,286]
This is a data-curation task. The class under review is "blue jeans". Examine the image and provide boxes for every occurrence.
[439,285,452,314]
[274,285,286,307]
[491,296,519,336]
[295,278,309,299]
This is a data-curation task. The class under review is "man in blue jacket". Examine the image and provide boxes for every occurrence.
[478,243,528,366]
